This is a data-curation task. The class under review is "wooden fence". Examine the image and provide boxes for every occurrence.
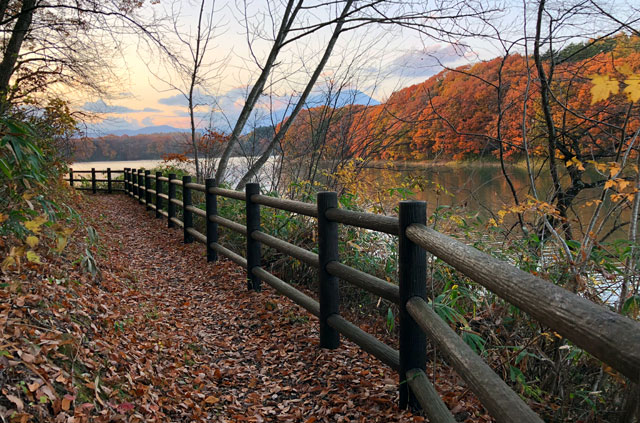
[65,168,125,193]
[68,168,640,423]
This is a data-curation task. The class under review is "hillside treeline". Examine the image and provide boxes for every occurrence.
[280,33,640,163]
[73,126,276,162]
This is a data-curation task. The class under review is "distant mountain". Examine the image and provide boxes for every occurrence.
[98,125,192,137]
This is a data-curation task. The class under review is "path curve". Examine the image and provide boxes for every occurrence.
[84,194,422,422]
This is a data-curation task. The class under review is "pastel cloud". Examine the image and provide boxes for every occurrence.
[388,44,469,78]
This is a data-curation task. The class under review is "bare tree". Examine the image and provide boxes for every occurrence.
[0,0,164,112]
[148,0,224,182]
[214,0,498,185]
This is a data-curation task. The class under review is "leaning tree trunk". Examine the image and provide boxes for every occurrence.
[235,0,354,190]
[214,0,302,184]
[0,0,36,110]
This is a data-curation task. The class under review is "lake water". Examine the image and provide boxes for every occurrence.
[70,158,626,304]
[70,158,616,238]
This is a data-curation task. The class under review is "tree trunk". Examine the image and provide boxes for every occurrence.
[0,0,36,108]
[214,0,302,184]
[235,0,354,190]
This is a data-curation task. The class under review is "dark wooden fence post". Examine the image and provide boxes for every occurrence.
[69,169,74,187]
[205,178,218,262]
[131,169,138,200]
[123,168,128,194]
[138,169,144,205]
[132,168,137,199]
[145,170,151,210]
[168,173,176,228]
[318,191,340,349]
[91,168,96,194]
[155,171,162,218]
[183,175,193,243]
[107,168,112,194]
[398,201,428,409]
[245,183,261,291]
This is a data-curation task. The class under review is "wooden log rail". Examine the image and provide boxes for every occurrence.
[74,167,640,423]
[64,168,125,194]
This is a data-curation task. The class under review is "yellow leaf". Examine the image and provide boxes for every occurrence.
[1,256,16,271]
[617,179,630,190]
[624,74,640,103]
[26,250,41,264]
[604,179,616,190]
[609,162,621,177]
[0,213,7,223]
[54,236,68,253]
[25,236,39,248]
[590,74,619,104]
[618,64,634,76]
[24,215,48,233]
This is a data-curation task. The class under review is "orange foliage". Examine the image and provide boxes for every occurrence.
[281,34,640,162]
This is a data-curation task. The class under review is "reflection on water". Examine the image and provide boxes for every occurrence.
[359,163,536,212]
[71,159,627,240]
[70,157,279,188]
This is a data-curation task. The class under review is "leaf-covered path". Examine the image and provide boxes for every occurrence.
[82,194,429,422]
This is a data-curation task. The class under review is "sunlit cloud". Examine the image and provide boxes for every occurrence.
[82,99,142,114]
[158,89,215,107]
[388,44,469,78]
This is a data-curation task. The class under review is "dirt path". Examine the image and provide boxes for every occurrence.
[82,194,424,422]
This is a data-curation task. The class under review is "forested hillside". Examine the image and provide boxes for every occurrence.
[72,126,275,162]
[280,33,640,162]
[72,133,186,161]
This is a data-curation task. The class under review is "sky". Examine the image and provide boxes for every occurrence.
[74,0,509,136]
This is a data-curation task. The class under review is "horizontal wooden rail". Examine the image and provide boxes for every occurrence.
[170,198,183,207]
[158,176,169,182]
[251,194,318,217]
[406,224,640,383]
[67,169,124,173]
[158,193,169,200]
[170,178,183,186]
[185,205,207,218]
[65,178,124,183]
[252,267,319,317]
[251,230,319,268]
[185,182,205,192]
[209,186,246,201]
[405,369,456,423]
[74,187,125,192]
[211,242,247,268]
[326,261,399,304]
[210,215,247,235]
[325,208,398,235]
[326,314,399,370]
[169,217,184,228]
[147,188,156,195]
[187,227,207,244]
[406,297,543,423]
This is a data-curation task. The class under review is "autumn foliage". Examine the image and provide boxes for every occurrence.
[280,34,640,163]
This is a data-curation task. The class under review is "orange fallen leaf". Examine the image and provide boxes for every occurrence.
[204,395,220,405]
